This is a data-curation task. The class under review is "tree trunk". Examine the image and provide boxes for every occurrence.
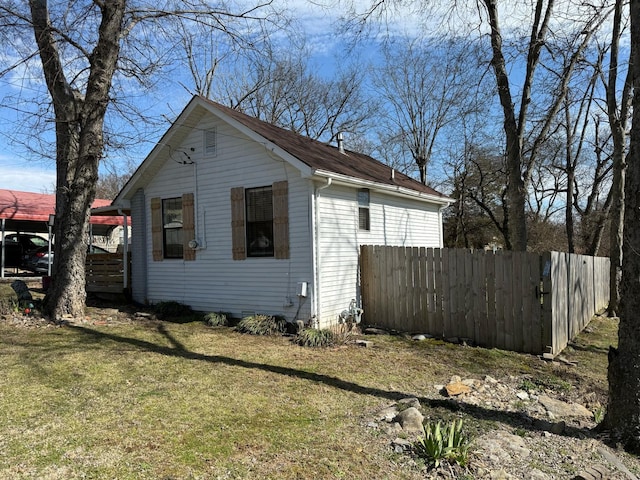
[606,0,632,317]
[483,0,531,251]
[30,0,125,320]
[604,0,640,452]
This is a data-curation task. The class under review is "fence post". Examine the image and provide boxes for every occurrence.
[540,252,553,355]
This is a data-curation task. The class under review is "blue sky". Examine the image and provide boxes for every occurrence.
[0,1,621,195]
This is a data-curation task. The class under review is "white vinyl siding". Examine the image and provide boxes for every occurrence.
[141,111,312,322]
[315,184,443,328]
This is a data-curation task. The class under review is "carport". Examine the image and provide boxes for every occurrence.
[0,189,127,278]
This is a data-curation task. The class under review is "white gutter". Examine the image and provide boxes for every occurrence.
[312,177,332,329]
[438,204,447,247]
[310,169,454,206]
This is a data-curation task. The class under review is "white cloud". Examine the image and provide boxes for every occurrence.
[0,163,56,194]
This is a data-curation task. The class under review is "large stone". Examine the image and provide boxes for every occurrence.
[538,395,592,418]
[393,407,424,433]
[397,397,421,409]
[377,405,399,422]
[445,381,472,397]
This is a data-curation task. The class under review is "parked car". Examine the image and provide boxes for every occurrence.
[5,233,49,253]
[0,237,24,268]
[30,244,110,274]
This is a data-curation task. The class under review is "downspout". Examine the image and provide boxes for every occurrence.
[192,160,204,248]
[312,177,332,329]
[437,203,451,247]
[118,209,129,290]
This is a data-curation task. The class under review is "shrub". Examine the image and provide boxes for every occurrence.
[236,314,286,335]
[153,301,196,323]
[296,328,336,347]
[414,419,471,469]
[204,311,229,327]
[0,297,19,316]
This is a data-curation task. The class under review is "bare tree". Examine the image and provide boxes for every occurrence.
[603,0,633,316]
[0,0,280,319]
[604,0,640,452]
[372,37,480,184]
[197,45,377,144]
[482,0,610,251]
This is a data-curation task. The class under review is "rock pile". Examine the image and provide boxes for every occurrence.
[365,375,638,479]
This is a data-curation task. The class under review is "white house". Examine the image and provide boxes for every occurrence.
[111,96,453,329]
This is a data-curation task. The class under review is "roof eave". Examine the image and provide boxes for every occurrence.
[311,170,454,206]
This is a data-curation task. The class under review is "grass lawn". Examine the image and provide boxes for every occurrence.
[0,297,616,479]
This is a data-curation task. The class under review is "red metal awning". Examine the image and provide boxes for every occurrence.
[0,189,128,234]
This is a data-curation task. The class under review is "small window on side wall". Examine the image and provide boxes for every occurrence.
[204,128,217,156]
[358,188,370,231]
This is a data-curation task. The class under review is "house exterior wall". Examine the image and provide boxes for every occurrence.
[130,188,147,303]
[315,183,443,328]
[137,111,314,322]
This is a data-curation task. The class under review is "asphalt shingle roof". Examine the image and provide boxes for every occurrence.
[203,97,448,199]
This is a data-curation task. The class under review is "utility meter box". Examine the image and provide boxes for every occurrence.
[297,281,308,297]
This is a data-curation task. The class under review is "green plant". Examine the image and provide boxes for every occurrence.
[236,314,286,335]
[593,405,605,424]
[519,378,536,392]
[296,328,336,347]
[204,312,229,327]
[0,297,20,315]
[414,419,471,469]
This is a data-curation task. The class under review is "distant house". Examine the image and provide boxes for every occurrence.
[110,96,452,329]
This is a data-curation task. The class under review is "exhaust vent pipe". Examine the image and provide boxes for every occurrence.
[337,132,345,154]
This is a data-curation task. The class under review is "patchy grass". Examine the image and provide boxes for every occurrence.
[0,300,617,479]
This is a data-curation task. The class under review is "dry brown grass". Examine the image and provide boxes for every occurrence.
[0,300,617,479]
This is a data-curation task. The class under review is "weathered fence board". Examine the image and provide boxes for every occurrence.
[85,252,131,294]
[360,246,609,355]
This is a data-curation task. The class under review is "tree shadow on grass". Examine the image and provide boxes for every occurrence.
[69,324,595,441]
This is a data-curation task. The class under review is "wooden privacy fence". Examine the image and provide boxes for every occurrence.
[85,252,131,294]
[360,246,610,355]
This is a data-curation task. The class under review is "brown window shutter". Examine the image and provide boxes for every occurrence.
[230,187,246,260]
[272,180,289,259]
[151,197,163,261]
[182,192,196,261]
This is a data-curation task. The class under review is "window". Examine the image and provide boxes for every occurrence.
[163,197,183,258]
[204,128,217,156]
[246,186,274,257]
[151,193,196,261]
[231,181,289,260]
[358,189,370,231]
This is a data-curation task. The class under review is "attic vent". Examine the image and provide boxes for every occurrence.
[204,128,217,156]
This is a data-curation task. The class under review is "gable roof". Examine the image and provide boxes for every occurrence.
[116,96,451,205]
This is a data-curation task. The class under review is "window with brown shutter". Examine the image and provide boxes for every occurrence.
[150,193,196,261]
[182,193,196,261]
[230,181,289,260]
[272,180,289,259]
[231,187,246,260]
[151,197,163,261]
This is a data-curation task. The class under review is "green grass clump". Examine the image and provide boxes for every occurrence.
[204,311,229,327]
[414,419,472,469]
[236,314,286,335]
[296,328,336,347]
